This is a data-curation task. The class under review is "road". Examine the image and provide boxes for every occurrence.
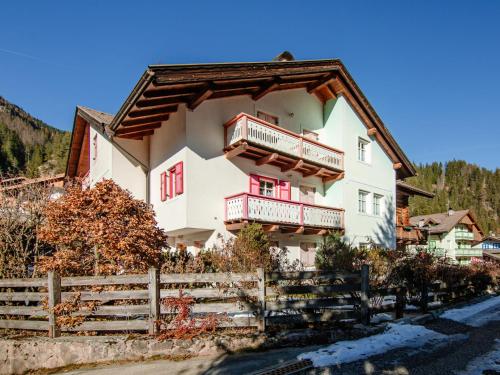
[56,297,500,375]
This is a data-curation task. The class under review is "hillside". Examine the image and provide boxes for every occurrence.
[0,96,70,177]
[407,160,500,235]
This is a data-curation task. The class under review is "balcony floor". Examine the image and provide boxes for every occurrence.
[224,140,344,182]
[225,220,343,236]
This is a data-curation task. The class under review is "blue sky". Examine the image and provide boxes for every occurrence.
[1,1,499,169]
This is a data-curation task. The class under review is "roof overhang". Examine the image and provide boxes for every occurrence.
[396,180,434,198]
[107,58,416,178]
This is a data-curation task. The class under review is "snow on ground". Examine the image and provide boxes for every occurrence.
[298,323,448,367]
[455,339,500,375]
[440,295,500,327]
[370,313,394,324]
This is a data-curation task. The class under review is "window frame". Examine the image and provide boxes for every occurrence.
[256,110,279,125]
[358,137,369,163]
[358,190,369,214]
[259,177,276,198]
[373,194,383,216]
[162,161,184,201]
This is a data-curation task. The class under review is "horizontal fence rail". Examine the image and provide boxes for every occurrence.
[0,267,366,336]
[1,266,489,337]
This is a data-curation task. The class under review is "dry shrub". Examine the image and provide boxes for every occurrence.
[37,179,168,276]
[0,176,55,278]
[157,290,226,340]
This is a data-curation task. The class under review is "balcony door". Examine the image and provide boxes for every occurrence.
[300,185,315,204]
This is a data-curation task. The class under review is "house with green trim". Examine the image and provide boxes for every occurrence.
[410,209,484,265]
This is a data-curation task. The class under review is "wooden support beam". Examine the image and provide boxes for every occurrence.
[252,80,280,101]
[136,97,188,108]
[281,159,304,172]
[128,105,178,118]
[307,73,335,93]
[256,153,279,166]
[225,142,248,159]
[188,85,214,110]
[225,221,248,231]
[393,162,402,170]
[263,224,280,233]
[367,128,377,136]
[115,122,161,135]
[143,86,195,99]
[323,85,337,100]
[121,114,170,127]
[303,168,328,178]
[323,172,345,183]
[281,226,304,234]
[117,130,155,139]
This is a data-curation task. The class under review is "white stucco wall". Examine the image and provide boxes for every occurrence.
[89,126,112,186]
[323,96,396,248]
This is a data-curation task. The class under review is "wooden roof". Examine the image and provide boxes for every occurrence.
[68,58,417,178]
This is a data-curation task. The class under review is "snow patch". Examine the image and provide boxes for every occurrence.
[298,323,447,367]
[455,339,500,375]
[370,313,394,324]
[440,296,500,327]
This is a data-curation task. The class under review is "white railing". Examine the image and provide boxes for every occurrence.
[455,231,474,240]
[455,248,482,257]
[225,114,344,170]
[225,193,344,229]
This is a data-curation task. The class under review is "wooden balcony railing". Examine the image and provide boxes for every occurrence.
[455,231,474,241]
[224,114,344,182]
[396,225,424,244]
[455,248,483,257]
[225,193,344,234]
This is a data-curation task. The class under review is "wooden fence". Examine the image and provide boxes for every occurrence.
[0,266,369,337]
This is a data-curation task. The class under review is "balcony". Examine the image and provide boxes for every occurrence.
[225,193,344,235]
[455,248,483,257]
[224,113,344,182]
[455,231,474,241]
[396,225,424,244]
[427,248,446,257]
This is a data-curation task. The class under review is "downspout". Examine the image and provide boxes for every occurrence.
[104,126,150,205]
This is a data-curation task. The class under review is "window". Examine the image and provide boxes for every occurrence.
[358,138,369,162]
[257,110,279,125]
[358,190,368,213]
[161,162,183,201]
[373,194,383,216]
[249,174,290,200]
[300,242,317,267]
[429,240,437,249]
[92,134,98,161]
[259,178,275,197]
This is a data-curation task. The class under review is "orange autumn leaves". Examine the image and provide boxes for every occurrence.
[37,180,168,276]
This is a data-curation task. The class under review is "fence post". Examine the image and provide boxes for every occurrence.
[360,264,370,325]
[257,268,266,332]
[395,287,406,319]
[148,267,160,335]
[47,271,61,338]
[421,281,429,313]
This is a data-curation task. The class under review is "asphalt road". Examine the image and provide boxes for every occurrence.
[56,299,500,375]
[314,318,500,375]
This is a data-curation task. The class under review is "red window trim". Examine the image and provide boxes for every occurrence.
[162,162,184,201]
[249,174,290,200]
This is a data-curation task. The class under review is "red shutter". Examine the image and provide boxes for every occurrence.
[249,174,260,195]
[279,180,291,200]
[175,162,183,195]
[160,172,167,201]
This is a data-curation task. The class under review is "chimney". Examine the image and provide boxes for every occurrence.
[273,51,295,62]
[448,208,455,216]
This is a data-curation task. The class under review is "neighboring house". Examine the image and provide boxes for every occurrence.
[395,180,434,249]
[410,209,484,265]
[473,235,500,264]
[0,174,65,201]
[65,54,419,265]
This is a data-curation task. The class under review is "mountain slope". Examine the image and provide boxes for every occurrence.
[407,160,500,235]
[0,96,70,177]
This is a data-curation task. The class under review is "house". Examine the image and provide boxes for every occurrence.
[473,235,500,264]
[395,180,434,249]
[0,174,65,201]
[65,54,420,265]
[410,209,484,264]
